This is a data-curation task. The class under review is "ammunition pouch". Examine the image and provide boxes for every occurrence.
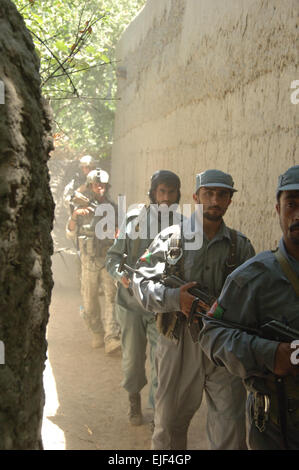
[78,222,94,237]
[78,236,95,256]
[78,220,113,258]
[155,311,184,342]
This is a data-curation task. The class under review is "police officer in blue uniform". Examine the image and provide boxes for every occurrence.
[133,169,255,449]
[200,165,299,450]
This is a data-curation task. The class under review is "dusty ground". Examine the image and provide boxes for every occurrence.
[41,252,208,450]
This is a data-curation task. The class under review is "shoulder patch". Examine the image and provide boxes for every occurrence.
[207,301,225,319]
[139,249,152,264]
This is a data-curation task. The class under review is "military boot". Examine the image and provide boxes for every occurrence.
[105,337,121,355]
[128,393,142,426]
[91,332,104,348]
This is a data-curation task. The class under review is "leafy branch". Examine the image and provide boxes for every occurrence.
[42,14,108,89]
[29,29,80,96]
[14,0,146,156]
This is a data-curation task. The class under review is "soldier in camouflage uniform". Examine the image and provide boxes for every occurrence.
[63,155,96,213]
[200,165,299,450]
[66,168,121,355]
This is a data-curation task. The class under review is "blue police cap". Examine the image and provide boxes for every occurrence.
[277,165,299,197]
[195,169,237,193]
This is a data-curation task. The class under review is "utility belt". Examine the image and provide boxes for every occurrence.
[78,235,96,256]
[252,375,299,433]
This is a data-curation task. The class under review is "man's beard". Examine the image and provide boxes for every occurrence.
[95,191,106,201]
[203,210,223,222]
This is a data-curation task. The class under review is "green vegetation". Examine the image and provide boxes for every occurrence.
[13,0,146,158]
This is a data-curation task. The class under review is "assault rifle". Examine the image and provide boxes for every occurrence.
[119,255,299,342]
[118,254,215,322]
[189,296,299,342]
[70,191,98,214]
[71,190,90,206]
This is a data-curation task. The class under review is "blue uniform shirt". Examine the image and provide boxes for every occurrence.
[200,238,299,383]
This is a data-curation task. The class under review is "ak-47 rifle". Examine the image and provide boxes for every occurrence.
[118,254,215,324]
[119,255,299,342]
[189,295,299,342]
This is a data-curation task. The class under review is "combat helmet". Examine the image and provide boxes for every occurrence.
[86,168,110,186]
[79,155,95,168]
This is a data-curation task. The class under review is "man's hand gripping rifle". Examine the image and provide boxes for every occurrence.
[118,254,215,320]
[118,254,134,296]
[118,255,299,343]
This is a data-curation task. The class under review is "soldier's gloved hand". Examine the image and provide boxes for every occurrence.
[274,342,299,377]
[73,207,92,217]
[121,276,131,289]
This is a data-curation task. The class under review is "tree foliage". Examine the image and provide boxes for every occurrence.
[13,0,146,158]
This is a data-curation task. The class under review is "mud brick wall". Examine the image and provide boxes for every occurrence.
[0,0,54,449]
[110,0,298,252]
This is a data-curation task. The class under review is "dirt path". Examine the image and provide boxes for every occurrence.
[41,254,208,450]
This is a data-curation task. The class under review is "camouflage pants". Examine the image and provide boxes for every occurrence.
[80,248,120,342]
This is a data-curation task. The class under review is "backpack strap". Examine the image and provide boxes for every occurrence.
[224,228,238,279]
[156,226,185,341]
[275,248,299,297]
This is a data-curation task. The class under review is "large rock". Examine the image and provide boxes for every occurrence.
[0,0,54,449]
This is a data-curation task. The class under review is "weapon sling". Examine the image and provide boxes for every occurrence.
[275,248,299,297]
